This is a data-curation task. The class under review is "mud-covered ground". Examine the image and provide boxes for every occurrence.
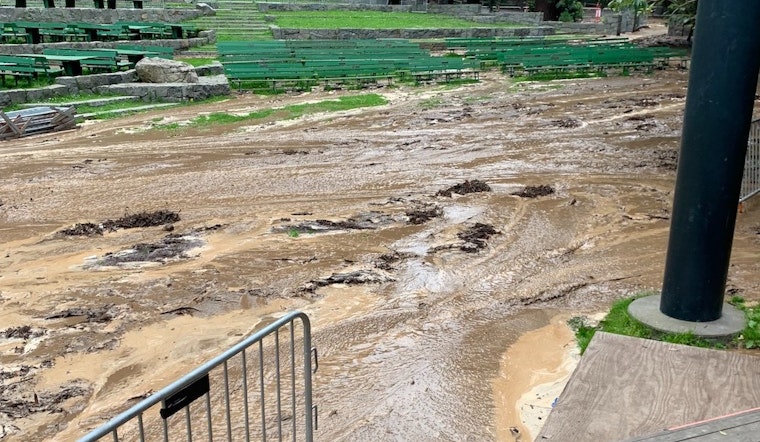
[1,69,760,441]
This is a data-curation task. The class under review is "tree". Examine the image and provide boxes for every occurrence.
[556,0,584,22]
[608,0,652,31]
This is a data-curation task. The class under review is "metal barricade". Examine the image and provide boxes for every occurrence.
[740,118,760,205]
[79,311,317,442]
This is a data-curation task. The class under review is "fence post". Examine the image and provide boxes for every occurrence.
[660,0,760,321]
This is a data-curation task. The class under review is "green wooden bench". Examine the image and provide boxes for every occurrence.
[0,54,62,81]
[116,44,174,59]
[0,23,31,44]
[43,48,131,73]
[0,56,39,86]
[95,24,132,41]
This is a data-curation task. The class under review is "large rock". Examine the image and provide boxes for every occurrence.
[196,2,216,14]
[135,58,199,84]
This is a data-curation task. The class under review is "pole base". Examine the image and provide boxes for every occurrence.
[628,295,746,338]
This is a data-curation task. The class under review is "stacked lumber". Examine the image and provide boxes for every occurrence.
[0,106,77,140]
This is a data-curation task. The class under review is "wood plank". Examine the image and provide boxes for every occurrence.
[625,408,760,441]
[0,111,21,136]
[537,332,760,441]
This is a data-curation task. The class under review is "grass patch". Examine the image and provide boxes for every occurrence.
[732,296,760,349]
[181,58,217,67]
[0,76,55,91]
[271,10,522,29]
[155,93,388,130]
[75,95,227,120]
[420,97,442,109]
[512,71,606,82]
[567,295,752,355]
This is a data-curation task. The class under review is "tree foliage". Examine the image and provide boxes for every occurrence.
[556,0,584,22]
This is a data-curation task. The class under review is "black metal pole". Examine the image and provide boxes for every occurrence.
[661,0,760,321]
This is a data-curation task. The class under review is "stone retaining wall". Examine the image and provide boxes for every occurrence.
[668,15,692,37]
[0,30,215,54]
[0,62,228,107]
[0,6,208,24]
[95,74,230,101]
[272,26,555,40]
[547,18,619,36]
[460,12,544,26]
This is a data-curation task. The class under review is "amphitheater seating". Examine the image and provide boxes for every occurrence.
[445,36,687,76]
[220,39,479,90]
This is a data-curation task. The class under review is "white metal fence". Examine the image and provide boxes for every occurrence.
[79,311,317,442]
[740,118,760,204]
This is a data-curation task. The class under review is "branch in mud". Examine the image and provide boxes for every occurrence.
[44,305,116,323]
[622,213,671,221]
[0,381,90,420]
[300,270,395,294]
[160,307,201,316]
[519,275,642,306]
[436,180,492,198]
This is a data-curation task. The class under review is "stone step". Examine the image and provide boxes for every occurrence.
[21,96,141,108]
[215,2,258,9]
[77,102,179,120]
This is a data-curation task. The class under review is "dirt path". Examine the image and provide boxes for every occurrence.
[1,70,759,441]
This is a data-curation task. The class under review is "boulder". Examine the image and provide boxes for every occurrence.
[135,58,199,84]
[196,2,215,14]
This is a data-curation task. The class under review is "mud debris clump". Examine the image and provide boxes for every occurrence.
[406,204,443,224]
[0,381,91,420]
[301,270,395,293]
[98,234,202,266]
[552,118,582,128]
[57,210,180,236]
[512,185,556,198]
[458,223,501,253]
[276,213,395,234]
[102,210,180,230]
[58,222,103,236]
[1,326,46,340]
[436,180,492,197]
[374,251,415,270]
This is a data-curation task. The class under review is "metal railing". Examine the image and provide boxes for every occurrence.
[740,118,760,204]
[80,311,317,442]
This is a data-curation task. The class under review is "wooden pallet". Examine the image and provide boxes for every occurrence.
[0,106,76,140]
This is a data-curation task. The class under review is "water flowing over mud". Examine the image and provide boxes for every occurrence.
[1,70,759,441]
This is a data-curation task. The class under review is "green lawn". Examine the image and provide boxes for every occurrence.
[272,10,520,29]
[156,93,388,130]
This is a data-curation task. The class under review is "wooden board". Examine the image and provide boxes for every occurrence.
[537,332,760,441]
[625,407,760,441]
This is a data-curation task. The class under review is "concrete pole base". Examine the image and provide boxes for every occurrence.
[628,295,746,338]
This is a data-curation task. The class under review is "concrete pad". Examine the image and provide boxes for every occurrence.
[628,295,745,338]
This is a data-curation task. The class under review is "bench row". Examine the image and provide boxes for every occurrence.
[0,44,173,84]
[1,21,199,44]
[224,57,479,83]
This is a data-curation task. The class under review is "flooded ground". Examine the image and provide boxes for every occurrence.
[1,69,760,441]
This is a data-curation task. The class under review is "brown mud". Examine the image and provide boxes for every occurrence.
[1,70,760,441]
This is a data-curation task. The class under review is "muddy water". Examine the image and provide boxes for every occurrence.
[1,71,760,441]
